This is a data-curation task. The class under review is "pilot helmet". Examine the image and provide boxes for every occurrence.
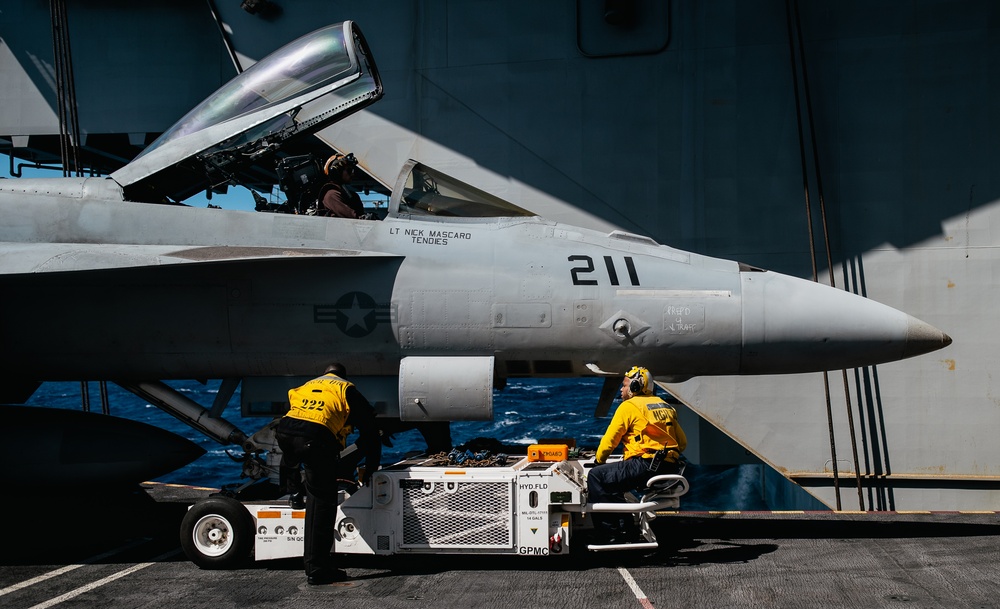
[324,152,358,176]
[625,365,653,395]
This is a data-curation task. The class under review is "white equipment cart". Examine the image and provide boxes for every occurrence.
[180,454,688,569]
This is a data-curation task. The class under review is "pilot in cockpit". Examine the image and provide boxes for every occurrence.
[316,153,372,219]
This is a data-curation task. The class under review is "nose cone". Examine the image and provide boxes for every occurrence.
[903,315,953,359]
[740,271,951,374]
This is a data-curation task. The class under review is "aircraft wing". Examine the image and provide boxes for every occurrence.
[0,245,405,380]
[0,243,394,274]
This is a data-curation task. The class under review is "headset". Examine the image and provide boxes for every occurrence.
[324,152,358,176]
[626,366,648,395]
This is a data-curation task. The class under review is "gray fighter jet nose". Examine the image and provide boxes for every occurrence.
[739,271,951,374]
[902,316,952,359]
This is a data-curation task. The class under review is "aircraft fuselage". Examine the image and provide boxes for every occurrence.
[0,176,947,384]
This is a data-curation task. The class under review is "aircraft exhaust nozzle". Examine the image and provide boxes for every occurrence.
[739,271,951,374]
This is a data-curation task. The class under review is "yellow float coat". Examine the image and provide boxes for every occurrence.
[596,396,686,464]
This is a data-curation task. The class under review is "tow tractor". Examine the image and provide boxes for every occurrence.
[180,445,689,568]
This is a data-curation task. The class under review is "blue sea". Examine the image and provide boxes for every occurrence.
[25,378,610,486]
[24,378,824,510]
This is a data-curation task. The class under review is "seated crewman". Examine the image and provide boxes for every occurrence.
[317,153,367,218]
[587,365,686,543]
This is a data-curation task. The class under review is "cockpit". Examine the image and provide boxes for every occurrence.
[270,156,537,220]
[390,161,535,219]
[109,20,536,222]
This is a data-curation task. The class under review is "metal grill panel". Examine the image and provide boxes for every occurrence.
[401,481,513,548]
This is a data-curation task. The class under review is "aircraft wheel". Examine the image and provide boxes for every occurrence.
[180,496,254,569]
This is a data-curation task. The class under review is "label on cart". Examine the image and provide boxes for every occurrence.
[528,444,568,462]
[253,507,305,561]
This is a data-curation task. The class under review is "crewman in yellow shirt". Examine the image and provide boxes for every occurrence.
[587,365,686,544]
[275,363,381,585]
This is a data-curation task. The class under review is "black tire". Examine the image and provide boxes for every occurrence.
[179,496,254,569]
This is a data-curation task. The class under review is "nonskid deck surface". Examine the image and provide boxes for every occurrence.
[1,482,998,609]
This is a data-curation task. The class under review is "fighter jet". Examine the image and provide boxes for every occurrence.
[0,22,950,482]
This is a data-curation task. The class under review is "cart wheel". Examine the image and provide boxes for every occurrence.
[180,496,254,569]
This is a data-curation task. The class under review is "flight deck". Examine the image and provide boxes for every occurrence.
[2,482,999,609]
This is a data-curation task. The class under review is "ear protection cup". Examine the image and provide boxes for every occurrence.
[324,152,358,176]
[625,365,648,395]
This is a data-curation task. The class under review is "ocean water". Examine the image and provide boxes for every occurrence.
[24,378,820,510]
[24,378,610,487]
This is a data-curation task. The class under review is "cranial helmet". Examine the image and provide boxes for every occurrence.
[323,152,358,176]
[625,365,653,395]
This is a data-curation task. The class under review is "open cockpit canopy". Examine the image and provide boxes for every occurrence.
[111,21,381,204]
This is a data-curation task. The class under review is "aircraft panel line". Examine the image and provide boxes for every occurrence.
[615,289,732,298]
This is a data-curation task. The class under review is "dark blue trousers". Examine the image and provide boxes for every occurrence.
[275,431,340,579]
[587,456,679,538]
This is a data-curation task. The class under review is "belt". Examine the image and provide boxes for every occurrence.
[642,451,679,462]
